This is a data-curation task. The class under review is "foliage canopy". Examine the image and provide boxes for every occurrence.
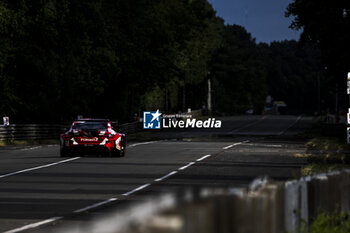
[0,0,320,123]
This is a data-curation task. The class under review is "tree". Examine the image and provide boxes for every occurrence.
[0,0,322,123]
[0,0,23,116]
[286,0,350,82]
[211,25,268,114]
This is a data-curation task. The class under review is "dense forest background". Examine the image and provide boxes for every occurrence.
[0,0,348,123]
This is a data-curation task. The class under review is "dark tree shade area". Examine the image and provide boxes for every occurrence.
[287,0,350,114]
[287,0,350,78]
[0,0,323,123]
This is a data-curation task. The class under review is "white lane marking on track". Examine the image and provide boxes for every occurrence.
[71,141,247,221]
[265,144,283,148]
[123,183,151,196]
[278,115,302,135]
[127,141,158,148]
[154,171,178,182]
[19,146,42,151]
[74,198,118,213]
[229,117,265,133]
[4,140,244,232]
[196,154,211,162]
[223,145,233,150]
[179,162,195,170]
[0,157,80,179]
[223,140,250,150]
[3,216,63,233]
[245,143,282,148]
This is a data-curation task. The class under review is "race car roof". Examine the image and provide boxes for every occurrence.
[74,118,110,122]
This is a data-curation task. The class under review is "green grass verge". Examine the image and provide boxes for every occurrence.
[300,164,350,176]
[306,136,350,151]
[300,136,350,176]
[296,122,350,176]
[299,211,350,233]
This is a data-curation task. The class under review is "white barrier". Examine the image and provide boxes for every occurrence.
[57,169,350,233]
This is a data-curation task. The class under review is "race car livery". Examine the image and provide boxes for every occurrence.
[60,119,126,157]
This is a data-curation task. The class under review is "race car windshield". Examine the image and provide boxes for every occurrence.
[73,122,108,131]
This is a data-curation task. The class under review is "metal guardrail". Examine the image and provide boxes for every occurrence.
[0,122,143,141]
[190,109,202,118]
[114,122,142,134]
[0,109,202,141]
[0,124,67,140]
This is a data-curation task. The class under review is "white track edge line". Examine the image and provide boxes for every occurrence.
[127,141,158,148]
[0,157,80,179]
[3,145,228,232]
[20,146,42,151]
[179,162,195,170]
[223,145,233,150]
[278,115,302,135]
[3,217,63,233]
[196,154,211,162]
[74,198,118,213]
[223,140,250,150]
[229,116,266,133]
[123,183,151,196]
[154,171,178,182]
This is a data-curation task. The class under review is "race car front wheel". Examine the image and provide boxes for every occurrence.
[109,147,125,157]
[119,146,125,157]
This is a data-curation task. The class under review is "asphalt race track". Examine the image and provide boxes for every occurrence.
[0,115,316,233]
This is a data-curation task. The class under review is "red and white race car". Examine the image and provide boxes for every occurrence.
[60,119,126,157]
